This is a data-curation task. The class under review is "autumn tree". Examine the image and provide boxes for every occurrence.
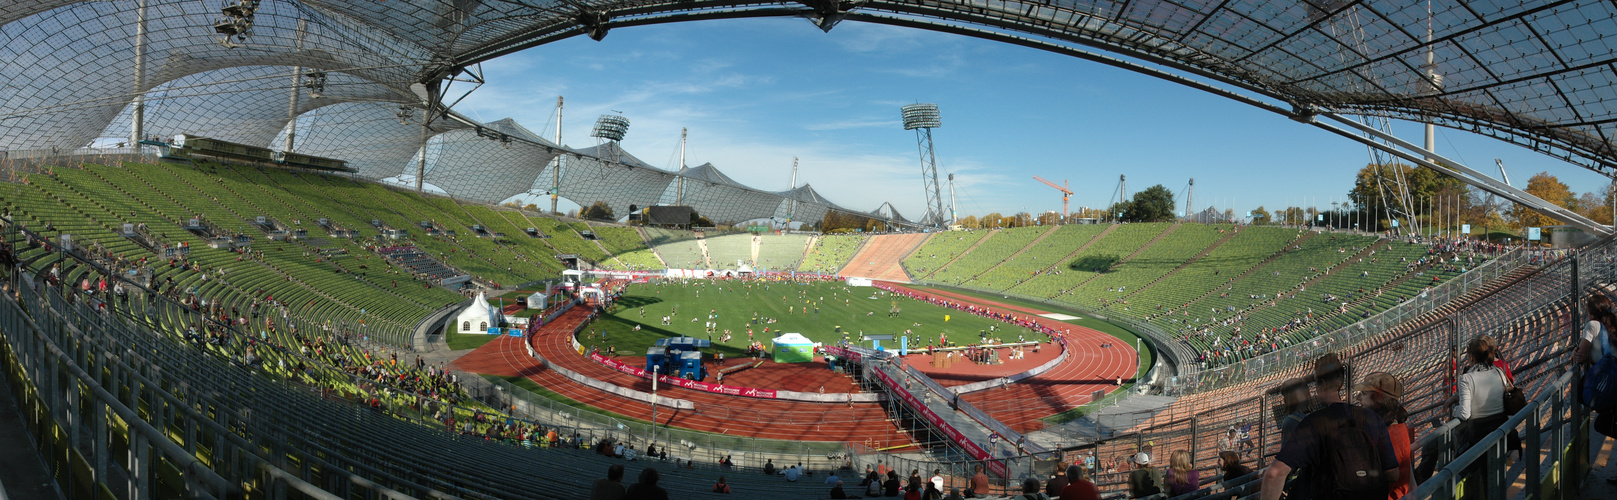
[1250,206,1272,224]
[957,215,980,229]
[1507,172,1574,230]
[982,212,1004,228]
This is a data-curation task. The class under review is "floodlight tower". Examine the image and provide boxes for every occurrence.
[591,113,630,163]
[786,156,798,229]
[901,104,946,228]
[1185,178,1194,220]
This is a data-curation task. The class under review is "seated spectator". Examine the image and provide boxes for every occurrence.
[1044,462,1068,496]
[1165,450,1200,496]
[903,477,923,500]
[590,465,626,500]
[831,480,862,499]
[712,476,731,494]
[764,459,776,475]
[967,465,989,498]
[884,471,901,497]
[943,487,965,500]
[784,464,802,482]
[1017,478,1049,500]
[625,468,667,500]
[622,445,638,461]
[827,470,842,485]
[864,471,884,497]
[1218,451,1257,496]
[1059,465,1100,500]
[1128,453,1162,498]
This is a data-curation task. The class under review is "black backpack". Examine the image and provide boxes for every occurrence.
[1311,404,1388,500]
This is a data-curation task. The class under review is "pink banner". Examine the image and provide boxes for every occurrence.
[822,345,865,363]
[867,366,1006,476]
[592,353,779,399]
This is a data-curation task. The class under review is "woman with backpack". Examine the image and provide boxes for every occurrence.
[1450,336,1509,500]
[1452,336,1509,449]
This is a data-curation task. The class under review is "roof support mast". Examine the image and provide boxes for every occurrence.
[551,96,562,215]
[284,19,306,154]
[787,156,797,229]
[130,0,146,149]
[677,127,686,206]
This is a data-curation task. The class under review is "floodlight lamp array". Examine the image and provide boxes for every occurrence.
[901,103,941,130]
[302,70,328,98]
[591,114,630,142]
[213,0,260,48]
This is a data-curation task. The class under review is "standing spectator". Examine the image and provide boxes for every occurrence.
[968,465,989,498]
[590,465,626,500]
[1578,294,1617,485]
[1259,353,1398,500]
[1218,428,1238,455]
[1449,336,1508,499]
[1043,461,1068,496]
[1165,450,1200,496]
[1127,453,1162,498]
[1058,465,1100,500]
[625,468,668,500]
[1355,371,1412,500]
[1274,378,1313,441]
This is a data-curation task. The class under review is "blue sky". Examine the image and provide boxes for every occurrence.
[453,18,1613,219]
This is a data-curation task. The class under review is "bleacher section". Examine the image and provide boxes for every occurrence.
[703,233,754,269]
[926,226,1053,286]
[798,233,867,274]
[754,233,809,271]
[644,228,706,269]
[591,225,661,270]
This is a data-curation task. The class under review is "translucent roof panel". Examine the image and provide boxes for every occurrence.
[8,0,1615,220]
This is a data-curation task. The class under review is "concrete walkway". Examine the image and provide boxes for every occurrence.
[0,368,63,500]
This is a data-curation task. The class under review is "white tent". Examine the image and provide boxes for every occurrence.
[456,292,496,334]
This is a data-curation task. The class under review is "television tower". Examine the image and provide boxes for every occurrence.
[901,104,946,227]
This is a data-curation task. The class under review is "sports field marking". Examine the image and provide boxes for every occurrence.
[1038,313,1081,321]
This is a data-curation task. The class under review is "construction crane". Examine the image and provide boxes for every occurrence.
[1033,176,1073,218]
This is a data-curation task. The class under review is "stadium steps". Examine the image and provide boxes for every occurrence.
[1115,225,1243,301]
[956,225,1061,286]
[1290,248,1469,333]
[839,233,929,282]
[634,227,670,268]
[1051,223,1183,299]
[916,229,995,281]
[695,232,712,269]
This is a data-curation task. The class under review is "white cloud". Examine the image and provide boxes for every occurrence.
[803,119,901,131]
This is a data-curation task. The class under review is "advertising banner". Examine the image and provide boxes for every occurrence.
[592,353,779,399]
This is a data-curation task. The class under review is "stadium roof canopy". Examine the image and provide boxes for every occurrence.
[4,1,1617,229]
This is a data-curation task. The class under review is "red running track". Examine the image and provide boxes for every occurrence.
[881,283,1138,434]
[452,307,916,446]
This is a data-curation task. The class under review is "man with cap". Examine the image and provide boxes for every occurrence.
[1260,353,1399,500]
[1356,371,1412,500]
[1127,452,1162,498]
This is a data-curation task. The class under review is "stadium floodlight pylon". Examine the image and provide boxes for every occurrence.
[591,113,630,163]
[901,103,946,228]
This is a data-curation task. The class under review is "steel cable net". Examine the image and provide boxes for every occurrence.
[421,118,558,204]
[5,0,1617,177]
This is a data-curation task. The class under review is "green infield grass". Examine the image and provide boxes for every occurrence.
[579,280,1051,359]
